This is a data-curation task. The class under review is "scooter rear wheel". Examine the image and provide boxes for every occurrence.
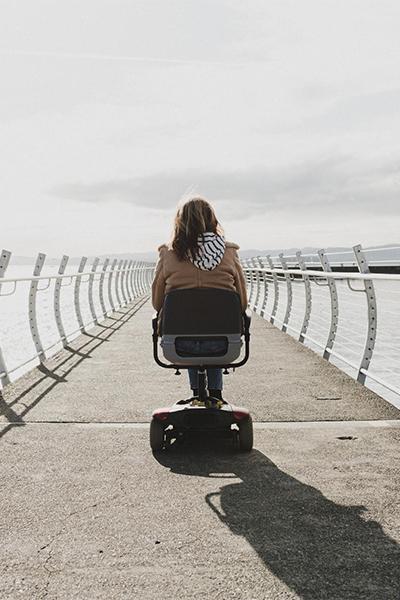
[238,415,253,452]
[150,418,165,451]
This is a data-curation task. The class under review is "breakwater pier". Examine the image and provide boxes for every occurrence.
[0,250,399,599]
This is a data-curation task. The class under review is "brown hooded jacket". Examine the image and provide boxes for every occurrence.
[151,241,248,313]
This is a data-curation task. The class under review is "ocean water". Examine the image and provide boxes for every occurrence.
[0,264,125,382]
[1,264,400,410]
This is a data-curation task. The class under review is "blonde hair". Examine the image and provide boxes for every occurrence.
[171,197,224,261]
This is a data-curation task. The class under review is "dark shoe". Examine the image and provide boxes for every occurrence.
[208,389,223,400]
[176,389,200,406]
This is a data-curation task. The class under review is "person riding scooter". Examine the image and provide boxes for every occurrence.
[151,197,248,401]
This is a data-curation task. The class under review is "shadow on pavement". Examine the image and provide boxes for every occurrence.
[156,442,400,599]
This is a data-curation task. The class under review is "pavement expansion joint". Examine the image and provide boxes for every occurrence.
[2,419,400,429]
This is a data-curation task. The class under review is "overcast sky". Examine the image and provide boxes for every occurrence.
[1,0,400,256]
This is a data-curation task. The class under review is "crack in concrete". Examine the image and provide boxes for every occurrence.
[37,527,66,598]
[36,497,107,591]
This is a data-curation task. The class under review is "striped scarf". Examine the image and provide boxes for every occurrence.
[190,232,226,271]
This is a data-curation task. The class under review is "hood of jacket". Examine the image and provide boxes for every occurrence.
[189,232,226,271]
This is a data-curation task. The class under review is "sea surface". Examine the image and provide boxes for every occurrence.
[1,264,400,410]
[0,264,114,381]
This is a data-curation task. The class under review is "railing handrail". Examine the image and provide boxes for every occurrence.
[261,244,400,261]
[242,267,400,281]
[0,266,154,285]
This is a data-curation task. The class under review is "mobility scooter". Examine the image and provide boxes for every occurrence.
[151,288,252,452]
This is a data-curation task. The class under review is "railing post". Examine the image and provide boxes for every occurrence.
[353,244,377,384]
[126,260,133,302]
[135,261,141,296]
[252,257,262,313]
[88,257,99,325]
[296,251,312,343]
[108,259,117,313]
[143,262,148,293]
[0,249,12,386]
[318,249,339,360]
[266,255,279,325]
[257,257,269,319]
[54,255,69,347]
[244,259,252,294]
[115,260,123,308]
[146,263,151,292]
[140,261,146,295]
[139,261,145,295]
[120,259,128,306]
[279,253,292,333]
[247,259,255,307]
[99,258,110,318]
[74,256,87,333]
[131,261,137,297]
[29,253,46,362]
[0,249,11,294]
[143,263,149,294]
[144,263,149,294]
[131,261,137,298]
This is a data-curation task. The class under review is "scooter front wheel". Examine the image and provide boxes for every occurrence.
[150,418,165,451]
[238,415,253,452]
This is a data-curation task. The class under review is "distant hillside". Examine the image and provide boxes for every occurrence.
[239,245,400,262]
[7,244,400,266]
[8,252,158,266]
[238,247,350,259]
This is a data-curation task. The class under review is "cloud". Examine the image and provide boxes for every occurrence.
[0,50,251,68]
[50,154,400,217]
[300,88,400,134]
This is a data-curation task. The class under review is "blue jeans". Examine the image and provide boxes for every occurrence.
[188,367,223,391]
[175,339,225,391]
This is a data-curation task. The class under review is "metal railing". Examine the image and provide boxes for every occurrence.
[0,250,155,388]
[242,244,400,403]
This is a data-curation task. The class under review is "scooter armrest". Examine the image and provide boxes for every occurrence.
[243,310,251,333]
[152,314,159,336]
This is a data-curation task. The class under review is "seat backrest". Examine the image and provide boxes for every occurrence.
[161,288,243,335]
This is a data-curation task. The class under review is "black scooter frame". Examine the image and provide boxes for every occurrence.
[152,313,251,403]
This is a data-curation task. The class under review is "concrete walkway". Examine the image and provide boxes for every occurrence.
[1,297,399,599]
